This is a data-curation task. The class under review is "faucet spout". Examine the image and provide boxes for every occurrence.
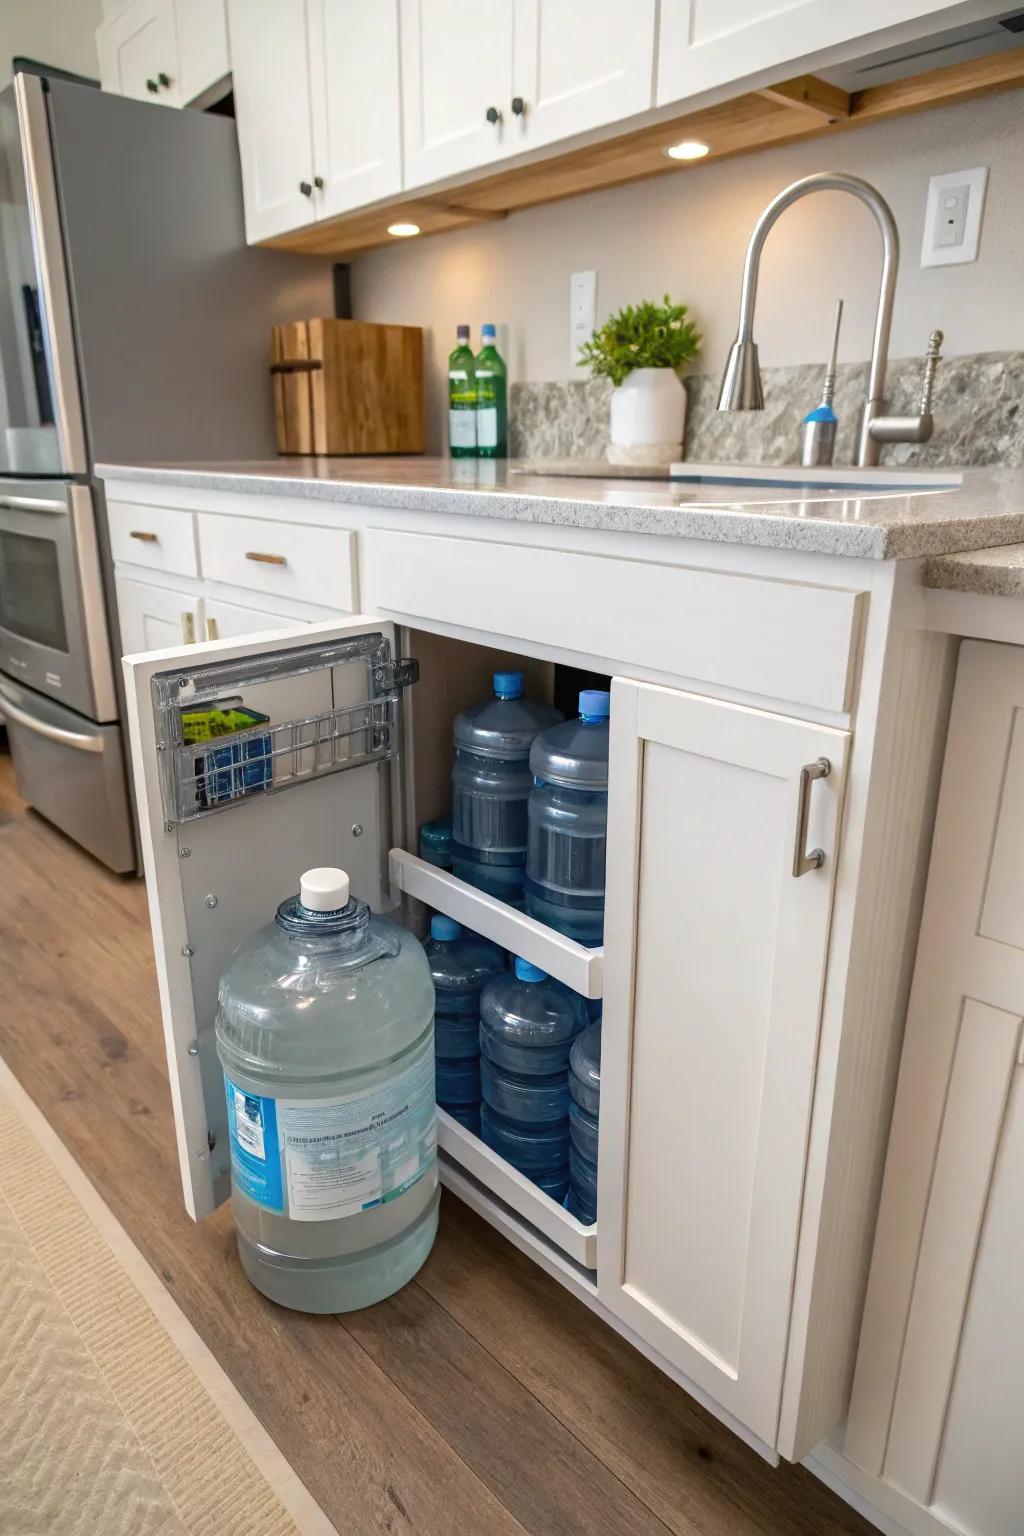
[717,172,900,467]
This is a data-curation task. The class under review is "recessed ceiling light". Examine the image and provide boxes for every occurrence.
[387,221,421,237]
[663,139,710,161]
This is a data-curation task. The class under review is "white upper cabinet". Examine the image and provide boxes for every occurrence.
[597,679,849,1447]
[173,0,230,103]
[98,0,228,107]
[97,0,183,106]
[400,0,517,189]
[227,0,317,242]
[512,0,656,151]
[656,0,986,108]
[307,0,403,219]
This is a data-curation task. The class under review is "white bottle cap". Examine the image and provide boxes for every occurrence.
[300,867,350,912]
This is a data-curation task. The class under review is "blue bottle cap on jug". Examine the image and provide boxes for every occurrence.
[431,915,462,941]
[579,690,611,721]
[514,957,547,982]
[493,670,523,699]
[804,404,838,424]
[481,323,496,339]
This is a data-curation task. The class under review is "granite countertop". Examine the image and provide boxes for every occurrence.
[925,543,1024,597]
[95,457,1024,562]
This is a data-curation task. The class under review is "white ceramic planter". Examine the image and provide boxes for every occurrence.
[607,367,686,465]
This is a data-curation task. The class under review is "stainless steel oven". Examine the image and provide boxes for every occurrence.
[0,479,115,719]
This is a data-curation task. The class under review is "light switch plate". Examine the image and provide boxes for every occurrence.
[921,166,988,267]
[570,270,597,369]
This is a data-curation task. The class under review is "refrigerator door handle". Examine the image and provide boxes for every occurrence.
[14,75,89,475]
[0,687,104,752]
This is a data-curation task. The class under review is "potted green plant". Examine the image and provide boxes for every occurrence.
[578,295,701,464]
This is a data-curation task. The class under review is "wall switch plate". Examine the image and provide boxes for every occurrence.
[570,270,597,369]
[921,166,988,267]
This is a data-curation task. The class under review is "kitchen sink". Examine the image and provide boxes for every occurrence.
[668,462,963,493]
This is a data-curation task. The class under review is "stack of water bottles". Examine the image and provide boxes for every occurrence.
[479,958,588,1200]
[451,672,562,907]
[424,915,505,1135]
[567,1021,601,1224]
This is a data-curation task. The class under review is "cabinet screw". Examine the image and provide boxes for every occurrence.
[181,944,195,957]
[156,742,166,752]
[164,821,174,834]
[198,1148,209,1161]
[217,1165,229,1179]
[180,847,191,858]
[177,676,190,688]
[351,823,363,837]
[205,894,218,908]
[186,1040,199,1056]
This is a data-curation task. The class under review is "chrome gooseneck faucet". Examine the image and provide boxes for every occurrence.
[717,172,942,467]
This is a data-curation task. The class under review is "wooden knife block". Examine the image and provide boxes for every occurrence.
[271,318,424,455]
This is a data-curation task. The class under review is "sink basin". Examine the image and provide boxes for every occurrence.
[668,462,963,493]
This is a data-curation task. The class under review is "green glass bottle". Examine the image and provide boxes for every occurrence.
[448,324,477,458]
[474,323,508,458]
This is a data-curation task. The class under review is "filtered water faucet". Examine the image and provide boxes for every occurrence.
[717,172,942,467]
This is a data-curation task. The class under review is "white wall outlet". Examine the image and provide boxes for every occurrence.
[921,166,988,268]
[570,270,597,369]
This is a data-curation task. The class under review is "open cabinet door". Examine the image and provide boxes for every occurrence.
[123,616,416,1220]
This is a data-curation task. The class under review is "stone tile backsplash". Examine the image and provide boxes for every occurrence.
[509,351,1024,468]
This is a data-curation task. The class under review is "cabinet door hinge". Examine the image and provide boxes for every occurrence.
[381,657,419,691]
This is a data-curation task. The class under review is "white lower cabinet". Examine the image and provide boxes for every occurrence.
[597,679,849,1446]
[121,604,856,1456]
[843,640,1024,1535]
[115,573,201,653]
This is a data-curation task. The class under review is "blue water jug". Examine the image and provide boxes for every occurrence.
[419,818,454,870]
[567,1021,601,1224]
[452,672,562,905]
[423,915,504,1127]
[479,957,586,1194]
[525,691,610,945]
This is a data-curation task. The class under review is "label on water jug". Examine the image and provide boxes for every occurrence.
[224,1048,436,1221]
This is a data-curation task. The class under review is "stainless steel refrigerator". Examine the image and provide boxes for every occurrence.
[0,72,329,872]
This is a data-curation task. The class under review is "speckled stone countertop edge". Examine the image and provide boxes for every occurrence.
[96,462,1024,565]
[925,544,1024,598]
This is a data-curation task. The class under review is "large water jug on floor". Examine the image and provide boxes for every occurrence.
[567,1020,601,1224]
[451,672,562,906]
[479,958,587,1197]
[216,867,438,1314]
[525,691,610,946]
[423,914,505,1128]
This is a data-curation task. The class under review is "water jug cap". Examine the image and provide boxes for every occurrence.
[430,915,462,941]
[493,670,523,699]
[481,323,496,339]
[514,957,547,982]
[420,818,453,849]
[579,690,610,721]
[299,867,350,912]
[456,323,470,339]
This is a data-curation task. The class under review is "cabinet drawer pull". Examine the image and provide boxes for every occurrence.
[181,611,196,644]
[206,617,218,641]
[129,530,158,542]
[792,757,830,877]
[245,551,287,566]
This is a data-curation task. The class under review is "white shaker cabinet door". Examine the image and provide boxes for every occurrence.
[173,0,229,104]
[513,0,657,151]
[308,0,403,218]
[201,597,306,643]
[97,0,183,107]
[115,573,201,655]
[400,0,516,189]
[598,679,849,1448]
[846,641,1024,1533]
[656,1,977,108]
[227,0,317,242]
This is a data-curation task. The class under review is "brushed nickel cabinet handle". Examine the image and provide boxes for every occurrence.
[181,611,196,644]
[245,551,287,566]
[792,757,831,877]
[129,530,158,542]
[206,617,218,641]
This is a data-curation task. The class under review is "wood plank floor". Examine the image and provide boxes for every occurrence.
[0,749,874,1536]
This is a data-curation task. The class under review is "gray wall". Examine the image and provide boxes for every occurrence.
[0,0,103,86]
[351,89,1024,449]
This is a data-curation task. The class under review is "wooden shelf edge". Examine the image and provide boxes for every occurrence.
[261,47,1024,261]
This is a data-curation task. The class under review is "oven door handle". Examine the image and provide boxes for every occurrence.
[0,688,103,752]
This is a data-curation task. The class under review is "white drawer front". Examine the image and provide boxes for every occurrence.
[108,500,198,578]
[197,512,357,612]
[364,529,862,711]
